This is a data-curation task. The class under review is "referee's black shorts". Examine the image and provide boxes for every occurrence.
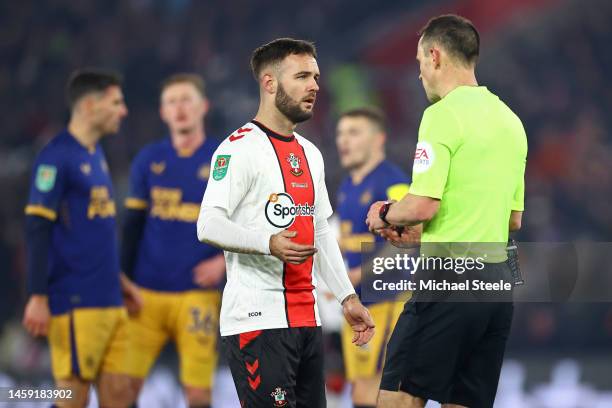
[380,261,514,408]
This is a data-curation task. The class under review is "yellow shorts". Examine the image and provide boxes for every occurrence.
[342,300,405,381]
[48,306,128,381]
[120,288,221,389]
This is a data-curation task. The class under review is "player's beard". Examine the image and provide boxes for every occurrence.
[275,83,313,124]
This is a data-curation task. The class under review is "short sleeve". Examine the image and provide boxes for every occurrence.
[409,106,461,199]
[24,148,67,221]
[125,150,150,210]
[201,142,252,217]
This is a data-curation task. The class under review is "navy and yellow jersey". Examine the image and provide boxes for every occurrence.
[337,160,410,298]
[125,137,222,292]
[25,130,122,315]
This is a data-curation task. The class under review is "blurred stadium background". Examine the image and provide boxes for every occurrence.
[1,0,612,406]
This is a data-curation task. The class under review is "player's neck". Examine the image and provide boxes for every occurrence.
[350,154,384,185]
[68,117,102,151]
[438,69,478,100]
[170,126,206,153]
[254,106,296,137]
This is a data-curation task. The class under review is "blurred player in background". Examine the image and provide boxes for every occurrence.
[197,38,375,407]
[118,73,224,408]
[335,107,412,408]
[22,68,138,408]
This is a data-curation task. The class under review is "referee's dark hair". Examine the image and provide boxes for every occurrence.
[418,14,480,66]
[339,107,386,132]
[66,68,123,110]
[250,38,317,80]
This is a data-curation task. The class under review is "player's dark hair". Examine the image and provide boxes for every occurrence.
[161,73,206,98]
[339,107,386,131]
[418,14,480,66]
[65,68,123,110]
[250,38,317,79]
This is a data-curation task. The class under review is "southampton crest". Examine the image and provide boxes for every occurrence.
[270,387,288,407]
[286,153,303,177]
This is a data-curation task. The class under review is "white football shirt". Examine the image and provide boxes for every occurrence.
[201,120,334,336]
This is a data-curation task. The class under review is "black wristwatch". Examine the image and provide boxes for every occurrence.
[379,201,392,226]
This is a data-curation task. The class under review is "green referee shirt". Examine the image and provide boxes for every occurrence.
[410,86,527,262]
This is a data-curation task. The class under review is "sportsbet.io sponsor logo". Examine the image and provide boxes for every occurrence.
[265,192,315,228]
[413,141,435,173]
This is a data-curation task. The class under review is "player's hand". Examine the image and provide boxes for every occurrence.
[120,274,143,316]
[269,230,317,265]
[380,224,422,248]
[22,295,51,337]
[342,294,375,346]
[366,201,388,233]
[193,254,226,288]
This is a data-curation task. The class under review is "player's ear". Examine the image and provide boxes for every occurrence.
[261,72,276,95]
[379,130,387,146]
[78,94,96,116]
[201,97,210,116]
[159,103,168,123]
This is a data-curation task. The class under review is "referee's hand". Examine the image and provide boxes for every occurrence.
[342,294,375,346]
[380,224,422,248]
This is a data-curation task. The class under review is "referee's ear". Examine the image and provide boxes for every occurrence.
[429,46,442,69]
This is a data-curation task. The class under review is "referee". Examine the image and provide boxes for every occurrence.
[366,15,527,408]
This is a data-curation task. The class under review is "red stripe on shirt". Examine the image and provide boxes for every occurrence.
[267,136,317,327]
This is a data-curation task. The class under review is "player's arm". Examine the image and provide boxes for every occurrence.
[197,141,268,254]
[23,216,53,337]
[198,206,316,261]
[121,151,150,279]
[198,206,272,255]
[314,161,375,345]
[119,207,145,314]
[120,210,146,278]
[118,152,151,313]
[316,215,375,345]
[22,153,65,337]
